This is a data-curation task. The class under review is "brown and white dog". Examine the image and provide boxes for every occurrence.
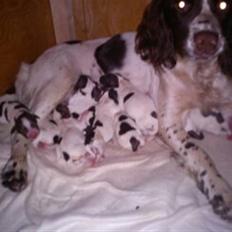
[1,0,232,221]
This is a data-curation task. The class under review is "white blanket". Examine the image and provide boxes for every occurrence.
[0,134,232,232]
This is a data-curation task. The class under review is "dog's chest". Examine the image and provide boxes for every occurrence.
[160,66,227,114]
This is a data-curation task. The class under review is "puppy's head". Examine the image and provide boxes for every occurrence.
[136,0,232,75]
[12,111,40,140]
[99,73,119,90]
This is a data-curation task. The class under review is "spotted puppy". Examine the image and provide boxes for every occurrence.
[55,127,105,174]
[97,73,158,150]
[33,108,105,172]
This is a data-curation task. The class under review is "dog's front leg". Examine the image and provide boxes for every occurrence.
[1,64,77,192]
[159,102,232,221]
[2,133,28,192]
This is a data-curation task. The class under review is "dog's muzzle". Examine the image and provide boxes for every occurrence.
[193,31,220,59]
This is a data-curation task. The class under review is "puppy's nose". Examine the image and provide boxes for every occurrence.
[194,31,219,57]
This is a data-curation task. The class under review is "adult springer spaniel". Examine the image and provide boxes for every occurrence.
[1,0,232,221]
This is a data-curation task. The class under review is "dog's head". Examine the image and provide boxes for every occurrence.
[136,0,232,75]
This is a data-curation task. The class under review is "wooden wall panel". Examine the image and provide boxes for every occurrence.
[0,0,150,94]
[0,0,55,94]
[74,0,150,40]
[50,0,76,43]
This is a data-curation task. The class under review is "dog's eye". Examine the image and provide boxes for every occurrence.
[175,0,192,13]
[217,1,228,11]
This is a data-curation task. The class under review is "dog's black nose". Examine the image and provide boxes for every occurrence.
[194,31,219,58]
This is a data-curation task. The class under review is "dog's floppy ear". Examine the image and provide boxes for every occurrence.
[218,46,232,78]
[135,0,176,70]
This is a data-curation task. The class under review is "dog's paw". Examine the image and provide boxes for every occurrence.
[211,194,232,221]
[1,158,27,192]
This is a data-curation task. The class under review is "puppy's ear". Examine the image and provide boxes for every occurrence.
[218,47,232,78]
[135,0,176,69]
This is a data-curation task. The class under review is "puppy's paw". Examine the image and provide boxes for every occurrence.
[85,142,105,166]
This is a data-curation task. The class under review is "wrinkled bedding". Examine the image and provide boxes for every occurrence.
[0,133,232,232]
